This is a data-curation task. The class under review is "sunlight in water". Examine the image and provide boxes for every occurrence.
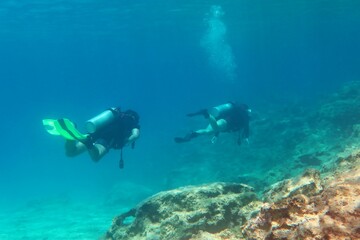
[201,5,237,82]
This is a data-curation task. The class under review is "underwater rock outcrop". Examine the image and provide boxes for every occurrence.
[262,168,323,203]
[317,81,360,129]
[103,182,261,240]
[104,149,360,240]
[103,82,360,239]
[243,152,360,240]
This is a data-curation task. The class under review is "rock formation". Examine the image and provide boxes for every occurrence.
[103,183,261,240]
[103,82,360,239]
[104,150,359,240]
[243,153,360,240]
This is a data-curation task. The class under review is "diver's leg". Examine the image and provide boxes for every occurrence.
[174,132,198,143]
[199,119,228,143]
[65,140,87,157]
[186,109,209,118]
[216,119,228,131]
[174,124,214,143]
[208,115,228,132]
[195,124,214,135]
[174,119,229,144]
[88,143,108,162]
[209,115,219,131]
[174,126,211,143]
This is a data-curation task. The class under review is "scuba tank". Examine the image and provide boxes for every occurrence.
[208,102,234,118]
[85,107,119,133]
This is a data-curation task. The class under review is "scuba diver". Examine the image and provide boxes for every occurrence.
[43,107,140,168]
[174,102,251,145]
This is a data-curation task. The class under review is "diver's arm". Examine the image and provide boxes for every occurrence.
[236,122,250,145]
[127,128,140,144]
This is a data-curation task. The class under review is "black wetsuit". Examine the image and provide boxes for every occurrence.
[217,103,250,138]
[90,110,140,149]
[174,103,250,144]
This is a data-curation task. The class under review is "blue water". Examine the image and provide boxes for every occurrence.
[0,0,359,237]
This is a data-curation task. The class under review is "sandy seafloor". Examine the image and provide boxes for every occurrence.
[0,198,127,239]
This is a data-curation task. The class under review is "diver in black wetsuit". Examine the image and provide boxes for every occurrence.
[174,102,251,145]
[65,107,140,167]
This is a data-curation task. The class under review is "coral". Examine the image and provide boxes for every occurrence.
[103,183,261,240]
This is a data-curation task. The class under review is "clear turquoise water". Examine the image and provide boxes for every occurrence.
[0,0,359,238]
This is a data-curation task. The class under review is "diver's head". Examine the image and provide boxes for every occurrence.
[125,110,140,122]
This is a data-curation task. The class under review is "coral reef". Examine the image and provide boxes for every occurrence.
[103,183,262,240]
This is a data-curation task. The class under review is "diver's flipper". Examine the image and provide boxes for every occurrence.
[174,132,198,143]
[43,119,61,136]
[42,118,88,142]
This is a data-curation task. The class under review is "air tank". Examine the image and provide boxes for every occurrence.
[208,103,233,118]
[85,108,117,133]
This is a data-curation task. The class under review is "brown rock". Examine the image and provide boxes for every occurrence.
[103,182,260,240]
[243,168,360,240]
[263,168,323,203]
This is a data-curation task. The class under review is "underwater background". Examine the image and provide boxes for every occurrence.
[0,0,359,239]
